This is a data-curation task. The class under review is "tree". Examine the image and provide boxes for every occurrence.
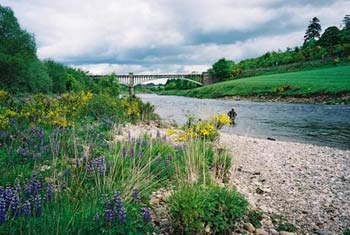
[304,17,322,44]
[210,58,235,81]
[0,5,51,92]
[343,15,350,30]
[318,26,342,47]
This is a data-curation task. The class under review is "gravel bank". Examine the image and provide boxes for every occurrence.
[219,133,350,235]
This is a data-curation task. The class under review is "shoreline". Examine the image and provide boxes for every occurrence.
[157,92,350,105]
[220,94,350,105]
[120,123,350,234]
[219,133,350,235]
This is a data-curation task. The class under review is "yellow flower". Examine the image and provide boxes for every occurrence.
[0,90,8,100]
[166,128,175,136]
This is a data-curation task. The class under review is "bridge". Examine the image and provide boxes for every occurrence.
[91,72,212,96]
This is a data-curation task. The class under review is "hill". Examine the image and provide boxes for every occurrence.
[161,65,350,103]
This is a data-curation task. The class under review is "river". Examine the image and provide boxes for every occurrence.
[139,94,350,150]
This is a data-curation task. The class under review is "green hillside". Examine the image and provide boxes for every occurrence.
[161,65,350,101]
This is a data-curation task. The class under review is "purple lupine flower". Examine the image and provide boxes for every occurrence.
[75,158,80,168]
[17,147,31,158]
[118,207,127,224]
[22,200,31,216]
[104,209,115,222]
[14,180,21,195]
[33,195,42,217]
[0,186,4,197]
[4,186,13,211]
[46,184,53,202]
[0,195,6,224]
[130,148,135,158]
[141,207,152,223]
[10,193,20,217]
[132,188,140,203]
[121,147,127,157]
[113,192,122,211]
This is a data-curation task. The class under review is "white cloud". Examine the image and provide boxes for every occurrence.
[2,0,349,74]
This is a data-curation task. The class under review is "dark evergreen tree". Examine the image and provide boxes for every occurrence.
[343,15,350,30]
[318,26,342,47]
[304,17,322,43]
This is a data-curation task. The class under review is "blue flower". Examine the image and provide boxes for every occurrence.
[0,195,6,224]
[132,188,140,203]
[104,209,115,222]
[141,207,151,223]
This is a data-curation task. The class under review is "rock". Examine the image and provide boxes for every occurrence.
[269,228,279,235]
[256,187,264,194]
[255,228,268,235]
[280,232,296,235]
[150,198,160,205]
[243,222,255,232]
[205,224,211,233]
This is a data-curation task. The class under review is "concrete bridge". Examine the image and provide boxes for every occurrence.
[91,72,211,96]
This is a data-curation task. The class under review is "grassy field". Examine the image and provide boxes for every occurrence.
[161,65,350,100]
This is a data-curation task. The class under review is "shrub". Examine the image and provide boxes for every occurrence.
[277,222,297,232]
[169,185,248,234]
[248,210,263,228]
[344,229,350,235]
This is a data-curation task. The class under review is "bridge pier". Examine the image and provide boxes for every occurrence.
[128,72,135,97]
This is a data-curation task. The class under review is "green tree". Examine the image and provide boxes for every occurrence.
[210,58,235,81]
[343,15,350,30]
[0,5,51,92]
[318,26,342,47]
[304,17,322,44]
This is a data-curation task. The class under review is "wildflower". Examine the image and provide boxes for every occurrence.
[33,195,42,217]
[104,209,115,222]
[141,207,152,223]
[118,207,127,224]
[4,186,13,210]
[132,188,140,203]
[130,147,135,158]
[113,191,122,211]
[166,128,175,136]
[113,191,127,224]
[0,195,6,223]
[10,194,20,217]
[22,200,31,216]
[46,184,53,202]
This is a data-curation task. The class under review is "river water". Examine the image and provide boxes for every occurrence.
[139,94,350,150]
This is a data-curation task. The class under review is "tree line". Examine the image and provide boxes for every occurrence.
[210,15,350,82]
[0,5,117,94]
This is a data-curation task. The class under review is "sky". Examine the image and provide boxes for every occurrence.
[2,0,350,75]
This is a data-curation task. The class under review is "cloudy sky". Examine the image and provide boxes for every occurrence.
[2,0,349,74]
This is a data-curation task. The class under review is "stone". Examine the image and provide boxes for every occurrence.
[255,228,268,235]
[150,198,160,205]
[280,232,296,235]
[269,228,279,235]
[243,223,255,232]
[205,225,211,233]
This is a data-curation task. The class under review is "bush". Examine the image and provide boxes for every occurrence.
[277,222,297,232]
[169,185,248,234]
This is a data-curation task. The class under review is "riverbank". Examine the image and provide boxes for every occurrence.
[219,133,350,235]
[121,123,350,234]
[160,65,350,105]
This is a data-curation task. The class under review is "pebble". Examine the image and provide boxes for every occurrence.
[255,228,268,235]
[243,223,255,232]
